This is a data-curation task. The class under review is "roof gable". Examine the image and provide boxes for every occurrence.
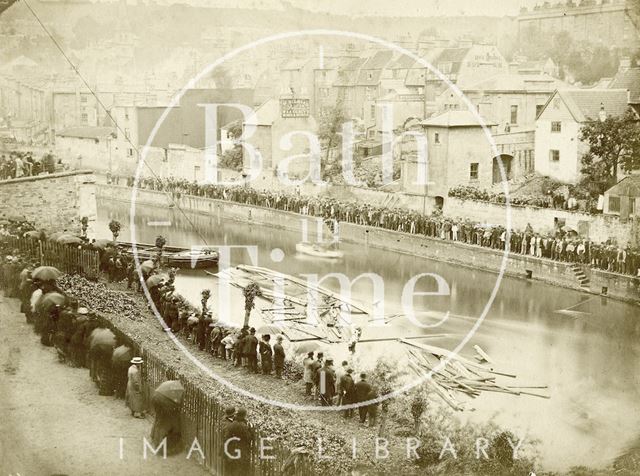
[538,89,630,122]
[609,67,640,104]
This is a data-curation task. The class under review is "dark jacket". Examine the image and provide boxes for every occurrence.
[354,379,372,403]
[243,334,258,355]
[273,343,285,365]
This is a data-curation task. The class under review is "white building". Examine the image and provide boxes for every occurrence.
[534,89,631,184]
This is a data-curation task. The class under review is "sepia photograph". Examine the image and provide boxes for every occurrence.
[0,0,639,475]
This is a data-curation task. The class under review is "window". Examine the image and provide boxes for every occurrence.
[367,72,373,80]
[510,105,518,125]
[370,104,375,118]
[469,163,479,180]
[434,132,440,144]
[80,95,88,103]
[127,148,134,157]
[551,121,562,132]
[631,198,636,216]
[549,149,560,162]
[608,196,620,213]
[81,112,88,124]
[536,104,544,117]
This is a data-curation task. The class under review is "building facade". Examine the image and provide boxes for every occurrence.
[534,88,631,183]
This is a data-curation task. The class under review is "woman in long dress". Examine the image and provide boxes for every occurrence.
[125,357,145,418]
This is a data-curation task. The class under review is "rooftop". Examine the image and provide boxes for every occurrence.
[420,110,496,128]
[55,127,116,140]
[606,175,640,197]
[609,67,640,104]
[553,89,631,122]
[464,73,567,93]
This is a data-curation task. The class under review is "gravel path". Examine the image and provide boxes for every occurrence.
[0,292,210,476]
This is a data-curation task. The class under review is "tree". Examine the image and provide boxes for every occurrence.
[243,281,261,327]
[108,220,121,243]
[317,103,346,164]
[579,109,640,194]
[219,146,243,172]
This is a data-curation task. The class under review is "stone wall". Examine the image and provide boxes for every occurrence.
[443,196,636,246]
[0,170,98,236]
[97,184,639,302]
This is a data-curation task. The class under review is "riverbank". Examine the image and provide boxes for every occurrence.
[97,184,640,305]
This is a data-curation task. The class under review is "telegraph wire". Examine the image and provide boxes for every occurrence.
[21,0,210,246]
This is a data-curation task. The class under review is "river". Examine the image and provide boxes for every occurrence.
[95,198,640,472]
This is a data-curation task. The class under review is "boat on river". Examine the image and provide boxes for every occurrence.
[117,242,219,269]
[295,242,344,259]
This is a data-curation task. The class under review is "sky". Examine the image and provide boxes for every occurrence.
[285,0,539,17]
[177,0,541,17]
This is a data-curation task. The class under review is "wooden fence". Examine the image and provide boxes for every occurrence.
[90,300,313,476]
[5,234,312,475]
[6,236,100,279]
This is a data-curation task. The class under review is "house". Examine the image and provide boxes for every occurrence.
[354,50,394,125]
[242,98,317,188]
[55,126,116,173]
[427,45,508,90]
[332,57,367,119]
[534,89,631,184]
[401,110,497,203]
[603,175,640,220]
[436,73,567,132]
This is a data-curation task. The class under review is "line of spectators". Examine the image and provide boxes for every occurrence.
[0,150,58,180]
[118,176,640,278]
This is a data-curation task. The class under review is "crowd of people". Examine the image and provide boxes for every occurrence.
[122,254,379,418]
[123,176,640,278]
[0,150,58,180]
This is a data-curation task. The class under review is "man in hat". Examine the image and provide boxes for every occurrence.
[243,327,258,372]
[222,407,252,476]
[259,334,273,375]
[273,335,285,379]
[126,357,145,418]
[303,351,315,396]
[318,358,336,406]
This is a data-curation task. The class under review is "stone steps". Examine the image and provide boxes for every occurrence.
[570,264,590,289]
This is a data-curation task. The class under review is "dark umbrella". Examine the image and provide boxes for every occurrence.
[93,239,113,249]
[36,292,66,314]
[24,230,41,240]
[255,324,283,335]
[294,341,325,354]
[139,260,155,273]
[57,234,83,245]
[32,266,62,281]
[154,380,184,405]
[48,231,65,241]
[112,345,133,365]
[89,328,116,349]
[146,275,166,288]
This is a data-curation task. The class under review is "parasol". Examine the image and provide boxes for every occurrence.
[89,328,116,349]
[57,234,83,245]
[31,266,62,281]
[112,345,133,365]
[255,324,283,335]
[294,341,325,354]
[36,292,66,314]
[154,380,185,405]
[146,275,166,288]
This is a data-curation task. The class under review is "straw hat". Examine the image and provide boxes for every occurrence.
[77,307,89,315]
[130,357,144,364]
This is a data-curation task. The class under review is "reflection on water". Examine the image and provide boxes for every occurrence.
[96,199,640,472]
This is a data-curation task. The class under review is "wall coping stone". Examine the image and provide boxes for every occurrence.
[0,170,96,186]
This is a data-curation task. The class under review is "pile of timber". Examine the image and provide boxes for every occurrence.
[401,339,549,411]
